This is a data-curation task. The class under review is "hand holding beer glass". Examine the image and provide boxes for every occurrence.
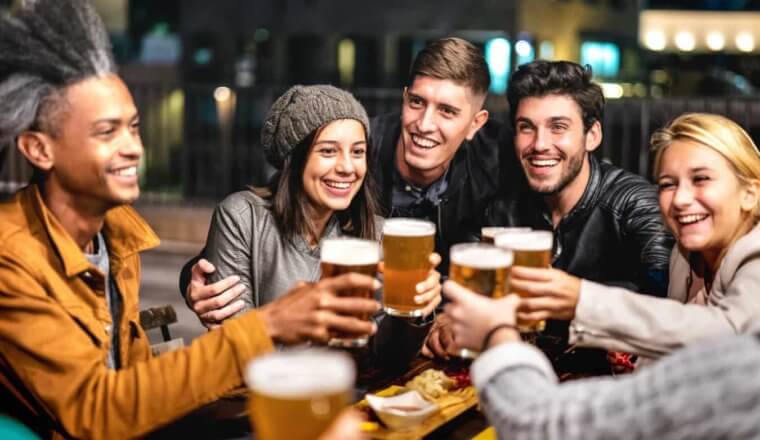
[381,219,436,318]
[320,238,380,347]
[246,349,355,440]
[495,230,553,333]
[448,243,513,358]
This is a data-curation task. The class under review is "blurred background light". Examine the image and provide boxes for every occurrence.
[736,32,755,52]
[600,82,624,99]
[705,31,725,51]
[674,31,695,52]
[644,30,667,51]
[338,38,356,86]
[515,39,535,65]
[213,86,231,102]
[539,41,554,60]
[580,41,620,78]
[485,37,510,95]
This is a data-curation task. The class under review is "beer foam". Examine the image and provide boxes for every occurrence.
[245,349,355,398]
[321,238,379,265]
[450,244,513,268]
[481,226,531,238]
[382,218,435,237]
[495,230,553,251]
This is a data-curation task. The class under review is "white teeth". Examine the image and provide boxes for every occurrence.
[677,214,708,225]
[530,159,559,167]
[112,166,137,177]
[411,135,437,149]
[324,180,351,190]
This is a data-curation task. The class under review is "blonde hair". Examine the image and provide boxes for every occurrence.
[651,112,760,221]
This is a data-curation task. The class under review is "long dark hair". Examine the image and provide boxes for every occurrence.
[255,123,380,242]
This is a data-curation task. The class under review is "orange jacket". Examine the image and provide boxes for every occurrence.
[0,186,274,439]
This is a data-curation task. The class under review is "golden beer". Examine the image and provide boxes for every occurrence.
[320,238,380,347]
[481,226,532,244]
[449,243,513,358]
[246,350,355,440]
[382,219,435,317]
[495,230,553,333]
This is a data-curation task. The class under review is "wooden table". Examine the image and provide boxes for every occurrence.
[146,356,489,439]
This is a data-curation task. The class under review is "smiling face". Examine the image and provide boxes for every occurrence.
[302,119,368,217]
[657,139,758,266]
[43,74,142,214]
[514,94,601,198]
[396,75,488,186]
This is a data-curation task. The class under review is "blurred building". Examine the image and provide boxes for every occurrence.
[640,0,760,96]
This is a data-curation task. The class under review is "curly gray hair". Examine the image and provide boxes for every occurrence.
[0,0,115,154]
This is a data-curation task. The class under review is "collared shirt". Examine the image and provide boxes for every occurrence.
[391,165,450,219]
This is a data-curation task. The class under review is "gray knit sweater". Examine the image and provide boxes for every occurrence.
[473,332,760,440]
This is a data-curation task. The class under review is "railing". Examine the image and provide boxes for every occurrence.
[2,83,759,201]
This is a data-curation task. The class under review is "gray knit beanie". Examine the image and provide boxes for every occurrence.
[261,85,370,169]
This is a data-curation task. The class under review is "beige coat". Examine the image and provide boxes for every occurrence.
[570,222,760,359]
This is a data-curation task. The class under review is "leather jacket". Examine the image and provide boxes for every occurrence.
[487,154,675,374]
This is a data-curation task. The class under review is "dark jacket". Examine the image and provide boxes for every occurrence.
[370,112,508,273]
[487,154,675,374]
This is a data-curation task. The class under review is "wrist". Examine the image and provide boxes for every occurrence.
[257,305,280,342]
[481,323,520,352]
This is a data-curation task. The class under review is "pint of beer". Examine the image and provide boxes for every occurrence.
[381,218,435,317]
[449,243,513,358]
[495,230,553,333]
[246,349,355,440]
[481,226,532,244]
[320,238,380,347]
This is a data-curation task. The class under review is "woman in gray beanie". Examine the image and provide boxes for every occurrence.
[189,85,441,365]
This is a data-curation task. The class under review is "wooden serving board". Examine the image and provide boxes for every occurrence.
[356,385,478,439]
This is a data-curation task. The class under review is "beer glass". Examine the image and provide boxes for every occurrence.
[381,218,435,317]
[481,226,532,244]
[495,230,553,333]
[449,243,513,358]
[246,349,355,440]
[320,238,380,347]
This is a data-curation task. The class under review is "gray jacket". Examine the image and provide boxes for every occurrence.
[205,190,432,369]
[570,222,760,359]
[472,331,760,440]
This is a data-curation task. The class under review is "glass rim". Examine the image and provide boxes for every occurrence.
[382,217,436,236]
[494,230,553,250]
[449,242,513,268]
[244,348,355,397]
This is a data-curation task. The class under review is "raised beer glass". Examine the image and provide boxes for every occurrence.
[495,230,553,333]
[480,226,532,244]
[246,349,355,440]
[381,218,436,317]
[449,243,513,358]
[320,238,380,347]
